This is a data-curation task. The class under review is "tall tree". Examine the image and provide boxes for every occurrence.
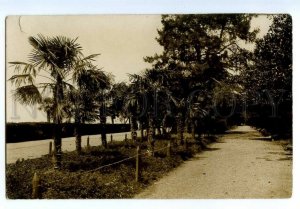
[108,82,130,124]
[9,35,100,168]
[97,72,112,149]
[241,14,292,135]
[243,14,292,102]
[125,74,147,144]
[145,14,257,141]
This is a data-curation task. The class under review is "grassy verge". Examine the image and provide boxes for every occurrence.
[6,136,215,199]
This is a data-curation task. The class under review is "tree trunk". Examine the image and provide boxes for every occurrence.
[53,118,62,169]
[53,76,63,169]
[130,115,138,143]
[162,113,170,139]
[191,120,196,141]
[176,112,184,145]
[111,116,114,124]
[147,114,155,156]
[46,110,51,123]
[74,114,82,154]
[140,123,144,141]
[101,125,107,148]
[100,102,107,148]
[157,126,162,136]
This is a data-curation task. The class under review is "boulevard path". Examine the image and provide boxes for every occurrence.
[136,126,292,198]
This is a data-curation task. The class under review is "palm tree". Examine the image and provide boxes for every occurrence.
[125,74,148,144]
[127,70,166,155]
[66,67,110,153]
[38,97,53,123]
[8,34,99,168]
[108,82,129,124]
[94,72,112,149]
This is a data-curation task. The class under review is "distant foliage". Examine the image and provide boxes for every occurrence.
[241,14,292,136]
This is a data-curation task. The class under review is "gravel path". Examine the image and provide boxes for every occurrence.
[135,126,292,198]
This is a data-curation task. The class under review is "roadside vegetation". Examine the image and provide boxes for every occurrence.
[6,135,218,199]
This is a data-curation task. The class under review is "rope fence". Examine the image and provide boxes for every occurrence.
[32,139,181,198]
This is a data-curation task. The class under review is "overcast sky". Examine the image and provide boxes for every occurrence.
[6,15,271,122]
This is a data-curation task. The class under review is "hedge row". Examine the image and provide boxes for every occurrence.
[6,123,130,143]
[246,103,292,138]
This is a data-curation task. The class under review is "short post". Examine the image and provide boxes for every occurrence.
[124,134,128,145]
[167,141,171,157]
[49,141,52,156]
[32,172,41,199]
[87,136,90,148]
[110,134,113,143]
[135,146,141,182]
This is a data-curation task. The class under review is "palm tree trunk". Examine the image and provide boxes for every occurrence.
[53,118,62,169]
[100,116,107,148]
[100,102,107,148]
[162,114,168,138]
[75,114,82,154]
[111,116,114,124]
[147,114,155,156]
[46,110,51,123]
[53,76,63,169]
[130,115,137,143]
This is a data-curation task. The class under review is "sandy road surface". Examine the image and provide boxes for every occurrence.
[136,126,292,198]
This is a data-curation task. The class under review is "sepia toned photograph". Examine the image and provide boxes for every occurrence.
[5,14,292,199]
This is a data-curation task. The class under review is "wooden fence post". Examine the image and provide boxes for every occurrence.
[135,146,141,182]
[32,172,41,199]
[124,134,128,146]
[167,141,171,157]
[49,141,52,156]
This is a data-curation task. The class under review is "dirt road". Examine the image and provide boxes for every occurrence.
[135,126,292,198]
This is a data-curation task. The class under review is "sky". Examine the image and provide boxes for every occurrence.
[5,15,272,122]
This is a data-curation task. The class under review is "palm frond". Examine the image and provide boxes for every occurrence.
[8,74,34,87]
[82,54,101,62]
[37,83,54,95]
[28,34,83,70]
[13,85,42,105]
[9,62,37,76]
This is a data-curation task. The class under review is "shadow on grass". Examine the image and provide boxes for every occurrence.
[224,131,248,134]
[249,137,272,142]
[202,147,221,151]
[193,156,207,160]
[277,157,292,161]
